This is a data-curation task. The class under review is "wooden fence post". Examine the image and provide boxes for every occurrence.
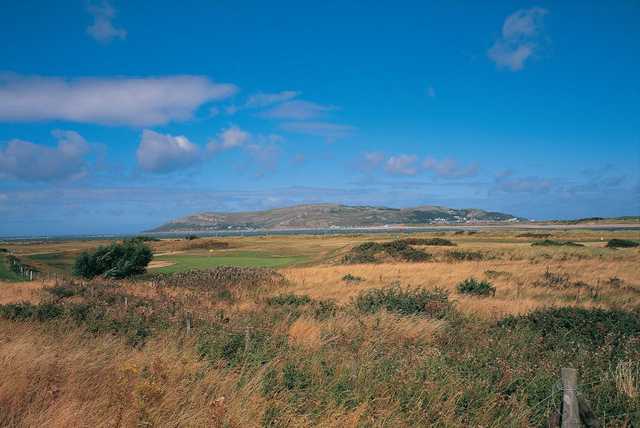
[561,368,580,428]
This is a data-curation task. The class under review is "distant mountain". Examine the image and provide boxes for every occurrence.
[149,204,525,232]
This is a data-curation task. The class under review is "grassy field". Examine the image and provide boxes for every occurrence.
[152,251,308,273]
[0,229,639,426]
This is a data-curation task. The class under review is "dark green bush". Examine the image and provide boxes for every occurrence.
[402,237,456,246]
[606,239,639,248]
[531,239,583,247]
[456,278,496,296]
[446,250,484,261]
[342,240,431,264]
[0,302,64,321]
[353,285,451,317]
[498,307,640,348]
[73,239,153,279]
[266,294,312,306]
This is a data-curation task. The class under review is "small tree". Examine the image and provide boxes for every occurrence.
[73,239,153,279]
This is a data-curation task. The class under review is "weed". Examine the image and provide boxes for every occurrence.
[266,294,312,306]
[342,273,364,283]
[353,285,451,317]
[456,278,496,296]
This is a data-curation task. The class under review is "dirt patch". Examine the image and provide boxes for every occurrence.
[148,260,176,269]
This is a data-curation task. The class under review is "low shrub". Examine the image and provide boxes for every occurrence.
[342,240,431,264]
[456,278,496,296]
[266,294,312,306]
[353,285,451,318]
[517,232,552,238]
[531,239,584,247]
[342,273,364,283]
[446,250,484,261]
[185,235,200,240]
[606,239,639,248]
[46,283,83,299]
[498,307,640,348]
[402,237,456,246]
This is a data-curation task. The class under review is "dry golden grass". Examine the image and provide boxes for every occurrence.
[0,280,48,305]
[0,230,638,427]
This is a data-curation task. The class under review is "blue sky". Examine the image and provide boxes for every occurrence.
[1,0,639,235]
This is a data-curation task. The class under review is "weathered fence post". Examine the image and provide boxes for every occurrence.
[186,313,191,335]
[561,368,580,428]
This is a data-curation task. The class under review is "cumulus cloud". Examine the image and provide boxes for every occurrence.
[137,130,201,173]
[0,73,237,126]
[385,155,418,176]
[280,121,355,140]
[87,1,127,43]
[0,130,91,181]
[208,126,251,153]
[488,7,548,71]
[423,158,479,178]
[261,100,335,120]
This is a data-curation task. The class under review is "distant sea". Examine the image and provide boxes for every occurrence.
[2,223,639,242]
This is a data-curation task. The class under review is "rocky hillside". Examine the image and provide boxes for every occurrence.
[150,204,524,232]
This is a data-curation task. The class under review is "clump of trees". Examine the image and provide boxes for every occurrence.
[73,239,153,279]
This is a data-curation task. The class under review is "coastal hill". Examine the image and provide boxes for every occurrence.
[149,204,524,232]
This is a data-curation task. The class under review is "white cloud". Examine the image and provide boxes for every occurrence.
[280,121,355,140]
[0,73,237,126]
[488,7,548,71]
[87,1,127,43]
[261,100,335,120]
[423,158,479,178]
[137,130,200,173]
[385,155,418,176]
[208,125,251,153]
[0,130,91,181]
[245,91,300,109]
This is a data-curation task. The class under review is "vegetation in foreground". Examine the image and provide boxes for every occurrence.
[1,230,639,426]
[0,271,638,427]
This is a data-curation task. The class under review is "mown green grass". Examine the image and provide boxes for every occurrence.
[151,251,307,273]
[25,252,75,274]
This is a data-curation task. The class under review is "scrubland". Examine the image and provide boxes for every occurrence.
[1,229,639,427]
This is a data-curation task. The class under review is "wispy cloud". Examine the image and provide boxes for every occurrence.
[280,121,355,141]
[0,130,91,181]
[0,73,237,126]
[423,157,479,178]
[87,1,127,43]
[137,130,201,173]
[385,155,418,176]
[493,170,553,193]
[226,90,300,115]
[488,7,548,71]
[261,100,335,120]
